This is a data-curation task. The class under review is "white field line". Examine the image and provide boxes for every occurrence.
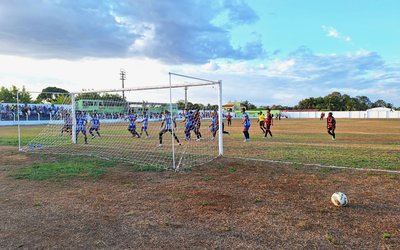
[226,156,400,174]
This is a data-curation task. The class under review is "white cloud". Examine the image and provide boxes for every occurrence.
[202,61,220,71]
[322,25,352,42]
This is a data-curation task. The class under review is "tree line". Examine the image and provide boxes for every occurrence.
[1,86,398,111]
[295,92,396,111]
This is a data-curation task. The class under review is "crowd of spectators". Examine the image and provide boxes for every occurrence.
[0,103,66,121]
[1,103,226,122]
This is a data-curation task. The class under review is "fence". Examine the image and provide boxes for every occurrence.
[283,110,400,119]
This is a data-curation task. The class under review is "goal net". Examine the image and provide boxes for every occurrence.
[18,73,223,170]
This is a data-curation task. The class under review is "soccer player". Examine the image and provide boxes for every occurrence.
[159,110,181,147]
[60,112,72,135]
[258,111,266,134]
[139,111,150,138]
[264,109,273,138]
[226,112,232,126]
[320,112,325,120]
[327,112,336,141]
[182,108,194,141]
[209,110,219,140]
[89,113,101,139]
[193,109,202,141]
[241,107,251,142]
[126,110,141,138]
[75,111,88,144]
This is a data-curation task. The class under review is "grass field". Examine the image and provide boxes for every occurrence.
[0,118,399,248]
[2,118,400,170]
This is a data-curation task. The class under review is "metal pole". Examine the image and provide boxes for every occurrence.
[71,93,77,144]
[217,81,223,156]
[120,69,126,100]
[17,91,21,151]
[169,73,176,170]
[184,86,188,109]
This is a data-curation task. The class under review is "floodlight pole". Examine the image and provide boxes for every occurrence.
[218,80,223,156]
[184,86,188,109]
[120,69,126,100]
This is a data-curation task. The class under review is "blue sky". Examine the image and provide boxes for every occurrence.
[0,0,399,106]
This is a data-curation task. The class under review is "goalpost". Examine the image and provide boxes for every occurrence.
[17,73,223,170]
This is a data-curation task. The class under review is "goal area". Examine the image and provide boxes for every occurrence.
[17,73,223,170]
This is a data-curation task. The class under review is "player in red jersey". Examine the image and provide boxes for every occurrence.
[264,109,273,138]
[226,112,232,126]
[320,112,325,120]
[327,112,336,141]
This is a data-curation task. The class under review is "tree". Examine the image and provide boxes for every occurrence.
[324,92,344,111]
[0,85,32,103]
[240,100,257,110]
[36,87,69,103]
[354,96,372,111]
[372,99,387,108]
[176,100,186,110]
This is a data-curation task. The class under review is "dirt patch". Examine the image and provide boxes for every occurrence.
[0,146,399,249]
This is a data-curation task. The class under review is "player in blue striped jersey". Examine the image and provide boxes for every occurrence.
[139,111,150,138]
[209,110,219,140]
[158,110,181,147]
[126,110,141,138]
[241,107,251,142]
[183,108,194,140]
[89,113,101,139]
[76,111,88,144]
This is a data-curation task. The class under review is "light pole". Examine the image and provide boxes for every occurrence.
[184,86,188,109]
[120,69,126,100]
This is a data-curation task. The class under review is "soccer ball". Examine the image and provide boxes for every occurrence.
[331,192,348,207]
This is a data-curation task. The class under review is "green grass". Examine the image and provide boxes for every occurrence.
[382,232,392,239]
[2,118,400,171]
[10,156,117,181]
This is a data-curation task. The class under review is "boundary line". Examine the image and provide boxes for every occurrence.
[226,156,400,174]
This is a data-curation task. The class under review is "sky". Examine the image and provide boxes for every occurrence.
[0,0,399,106]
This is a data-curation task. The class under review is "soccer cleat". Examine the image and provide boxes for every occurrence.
[211,137,215,141]
[332,138,336,141]
[158,144,163,147]
[178,143,182,146]
[196,138,201,141]
[243,139,248,142]
[91,135,95,139]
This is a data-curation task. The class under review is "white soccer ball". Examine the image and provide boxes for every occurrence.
[331,192,348,207]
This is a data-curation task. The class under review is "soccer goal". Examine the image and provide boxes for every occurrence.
[17,73,223,170]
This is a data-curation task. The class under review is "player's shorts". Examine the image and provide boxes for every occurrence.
[259,121,265,127]
[142,124,148,130]
[128,124,136,130]
[265,123,271,130]
[210,125,219,133]
[160,128,173,134]
[76,125,86,133]
[90,126,99,131]
[327,126,335,130]
[185,122,193,130]
[243,125,250,131]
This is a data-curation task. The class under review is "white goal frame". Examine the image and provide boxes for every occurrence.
[17,72,223,170]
